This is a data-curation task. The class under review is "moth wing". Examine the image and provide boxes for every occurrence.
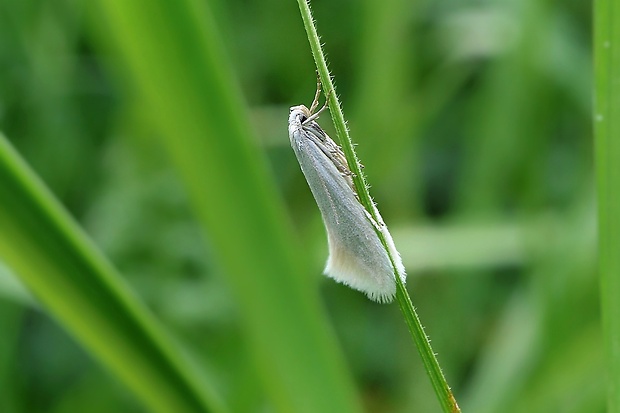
[291,130,397,303]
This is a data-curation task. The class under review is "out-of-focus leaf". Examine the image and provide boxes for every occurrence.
[92,0,363,412]
[594,0,620,407]
[0,133,225,413]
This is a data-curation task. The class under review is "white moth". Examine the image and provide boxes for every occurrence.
[288,87,406,303]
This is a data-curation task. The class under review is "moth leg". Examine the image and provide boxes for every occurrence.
[323,146,355,194]
[327,141,354,178]
[331,151,352,176]
[307,131,351,177]
[309,72,323,113]
[363,208,385,231]
[306,89,333,124]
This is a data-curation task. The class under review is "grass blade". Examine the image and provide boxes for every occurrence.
[594,0,620,410]
[0,133,225,413]
[92,0,364,412]
[295,1,460,412]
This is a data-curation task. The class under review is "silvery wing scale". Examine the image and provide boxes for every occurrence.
[288,103,406,303]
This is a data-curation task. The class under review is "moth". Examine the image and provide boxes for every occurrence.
[288,84,406,303]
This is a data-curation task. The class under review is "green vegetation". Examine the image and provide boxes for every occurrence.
[0,0,600,412]
[594,0,620,410]
[296,1,458,411]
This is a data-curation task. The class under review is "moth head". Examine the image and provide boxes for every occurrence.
[289,105,313,124]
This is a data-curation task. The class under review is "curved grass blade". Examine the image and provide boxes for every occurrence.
[0,133,225,413]
[92,0,364,412]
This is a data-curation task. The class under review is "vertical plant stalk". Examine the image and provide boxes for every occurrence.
[295,1,460,412]
[594,0,620,410]
[95,0,365,412]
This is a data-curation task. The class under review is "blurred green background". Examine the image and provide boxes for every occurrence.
[0,0,596,412]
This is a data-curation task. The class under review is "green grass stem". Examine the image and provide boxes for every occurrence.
[295,1,461,412]
[594,0,620,410]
